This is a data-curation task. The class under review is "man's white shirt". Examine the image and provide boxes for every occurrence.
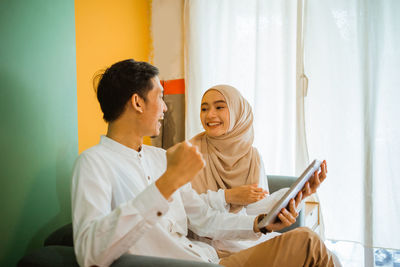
[71,136,260,267]
[197,157,283,252]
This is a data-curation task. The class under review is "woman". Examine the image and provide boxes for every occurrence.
[190,84,294,252]
[191,85,271,210]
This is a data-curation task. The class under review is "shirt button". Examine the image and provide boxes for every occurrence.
[189,244,192,248]
[147,176,151,180]
[157,211,162,216]
[208,259,212,262]
[138,154,142,158]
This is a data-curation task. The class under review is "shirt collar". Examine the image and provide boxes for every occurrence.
[100,135,143,159]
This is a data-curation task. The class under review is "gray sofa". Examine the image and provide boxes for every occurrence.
[18,175,301,267]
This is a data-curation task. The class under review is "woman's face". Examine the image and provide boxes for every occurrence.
[200,90,230,137]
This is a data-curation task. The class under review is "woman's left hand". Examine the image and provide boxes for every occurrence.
[225,184,268,205]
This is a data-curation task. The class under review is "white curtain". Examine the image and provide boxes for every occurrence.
[184,0,299,175]
[184,0,400,253]
[304,0,400,250]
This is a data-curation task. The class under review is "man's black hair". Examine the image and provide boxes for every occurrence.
[96,59,159,122]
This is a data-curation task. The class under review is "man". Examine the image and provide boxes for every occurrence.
[71,59,336,267]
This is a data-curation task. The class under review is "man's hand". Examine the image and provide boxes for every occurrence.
[225,184,268,205]
[156,141,205,199]
[301,160,328,200]
[255,160,328,233]
[254,191,302,233]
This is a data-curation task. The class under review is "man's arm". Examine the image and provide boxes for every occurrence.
[181,184,302,241]
[72,141,206,266]
[183,161,328,239]
[199,189,229,212]
[181,184,261,241]
[72,154,170,267]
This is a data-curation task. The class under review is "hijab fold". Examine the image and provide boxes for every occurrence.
[190,85,261,213]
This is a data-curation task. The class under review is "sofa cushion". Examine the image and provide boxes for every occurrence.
[17,246,79,267]
[44,223,73,247]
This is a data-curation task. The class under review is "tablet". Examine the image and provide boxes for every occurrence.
[257,159,322,228]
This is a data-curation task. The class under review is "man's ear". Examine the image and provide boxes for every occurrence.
[131,94,145,113]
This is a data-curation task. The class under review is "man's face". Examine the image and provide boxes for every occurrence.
[142,76,167,137]
[200,89,230,137]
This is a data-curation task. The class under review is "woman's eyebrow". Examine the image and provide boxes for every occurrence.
[201,100,226,106]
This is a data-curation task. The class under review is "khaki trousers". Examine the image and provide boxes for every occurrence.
[219,227,335,267]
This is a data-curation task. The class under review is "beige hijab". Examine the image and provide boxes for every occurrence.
[190,85,261,213]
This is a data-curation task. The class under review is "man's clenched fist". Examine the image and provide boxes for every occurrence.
[156,141,205,199]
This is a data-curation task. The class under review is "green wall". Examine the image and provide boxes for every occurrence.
[0,0,78,265]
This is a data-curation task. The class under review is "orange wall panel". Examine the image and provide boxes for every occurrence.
[161,79,185,95]
[75,0,152,153]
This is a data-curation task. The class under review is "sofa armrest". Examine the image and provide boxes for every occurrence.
[267,175,305,233]
[112,254,221,267]
[18,246,221,267]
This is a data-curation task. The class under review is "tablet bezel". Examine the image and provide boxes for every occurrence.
[257,159,322,229]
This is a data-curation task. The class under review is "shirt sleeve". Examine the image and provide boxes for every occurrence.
[198,188,229,212]
[180,184,261,241]
[71,153,170,267]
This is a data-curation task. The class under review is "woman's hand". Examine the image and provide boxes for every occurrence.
[225,184,268,205]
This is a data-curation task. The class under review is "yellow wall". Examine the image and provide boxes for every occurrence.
[75,0,152,153]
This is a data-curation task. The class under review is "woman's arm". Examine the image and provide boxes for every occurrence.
[198,155,269,211]
[225,156,268,206]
